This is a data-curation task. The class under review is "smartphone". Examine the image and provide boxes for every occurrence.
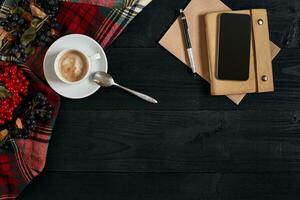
[217,13,251,81]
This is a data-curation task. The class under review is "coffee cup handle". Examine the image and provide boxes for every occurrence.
[89,53,101,60]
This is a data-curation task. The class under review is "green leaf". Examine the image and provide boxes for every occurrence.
[31,18,42,28]
[36,15,49,31]
[0,86,11,99]
[20,27,37,46]
[12,7,26,15]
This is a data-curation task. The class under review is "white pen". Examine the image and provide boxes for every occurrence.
[179,9,196,74]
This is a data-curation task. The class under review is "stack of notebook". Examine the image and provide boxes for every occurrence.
[159,0,281,105]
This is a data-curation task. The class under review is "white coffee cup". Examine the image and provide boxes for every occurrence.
[54,49,101,84]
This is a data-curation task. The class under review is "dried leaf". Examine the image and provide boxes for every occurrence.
[15,52,21,58]
[0,28,8,40]
[51,28,59,38]
[0,129,8,142]
[21,27,37,46]
[0,86,11,99]
[0,28,9,49]
[6,33,14,42]
[0,40,8,51]
[30,3,47,19]
[16,118,23,129]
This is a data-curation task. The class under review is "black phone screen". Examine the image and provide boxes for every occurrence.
[217,13,251,81]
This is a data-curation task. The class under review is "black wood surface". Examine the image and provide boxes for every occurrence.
[18,0,300,199]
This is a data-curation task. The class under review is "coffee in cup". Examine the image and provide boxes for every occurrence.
[54,49,100,84]
[58,50,88,82]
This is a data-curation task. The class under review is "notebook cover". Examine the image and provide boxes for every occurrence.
[205,9,274,96]
[159,0,281,105]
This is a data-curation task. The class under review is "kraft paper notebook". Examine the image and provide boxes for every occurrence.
[159,0,281,105]
[205,9,274,96]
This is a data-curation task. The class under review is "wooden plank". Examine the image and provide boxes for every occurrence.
[45,110,300,172]
[19,172,300,200]
[60,48,300,111]
[18,0,300,199]
[220,0,300,48]
[110,0,298,48]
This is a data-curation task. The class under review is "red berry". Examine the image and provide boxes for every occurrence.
[0,63,29,125]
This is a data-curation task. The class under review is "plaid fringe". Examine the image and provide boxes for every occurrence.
[61,0,143,8]
[94,0,151,47]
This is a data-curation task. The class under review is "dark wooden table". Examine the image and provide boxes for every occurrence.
[18,0,300,199]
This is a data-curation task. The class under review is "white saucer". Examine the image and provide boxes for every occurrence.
[43,34,108,99]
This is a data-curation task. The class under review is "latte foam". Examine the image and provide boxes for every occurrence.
[58,50,88,82]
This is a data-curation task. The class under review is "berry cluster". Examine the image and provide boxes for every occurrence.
[21,93,53,137]
[0,63,29,125]
[1,13,28,60]
[0,0,60,61]
[35,0,60,16]
[0,91,53,148]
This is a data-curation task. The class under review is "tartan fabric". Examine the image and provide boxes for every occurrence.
[61,0,139,8]
[0,147,24,200]
[0,0,151,199]
[0,64,61,200]
[28,0,152,78]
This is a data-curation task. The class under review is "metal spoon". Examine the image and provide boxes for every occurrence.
[92,72,158,104]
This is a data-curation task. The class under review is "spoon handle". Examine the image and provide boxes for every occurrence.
[114,83,158,104]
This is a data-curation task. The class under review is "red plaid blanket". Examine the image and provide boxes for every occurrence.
[0,0,151,199]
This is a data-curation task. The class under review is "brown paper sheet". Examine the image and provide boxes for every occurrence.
[159,0,281,105]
